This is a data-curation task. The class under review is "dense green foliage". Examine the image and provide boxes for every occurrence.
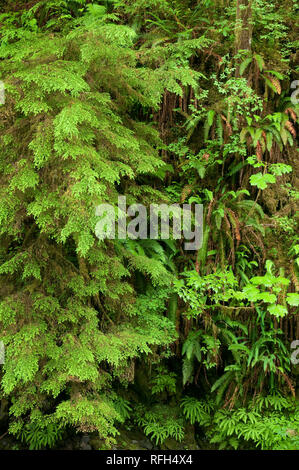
[0,0,298,450]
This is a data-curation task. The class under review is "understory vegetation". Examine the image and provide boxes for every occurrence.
[0,0,298,450]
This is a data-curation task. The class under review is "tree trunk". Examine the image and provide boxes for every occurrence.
[235,0,253,75]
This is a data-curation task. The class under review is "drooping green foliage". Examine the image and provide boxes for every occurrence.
[0,0,298,450]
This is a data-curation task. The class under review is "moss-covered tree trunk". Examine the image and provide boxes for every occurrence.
[235,0,253,75]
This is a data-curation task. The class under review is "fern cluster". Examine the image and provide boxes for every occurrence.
[0,0,298,450]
